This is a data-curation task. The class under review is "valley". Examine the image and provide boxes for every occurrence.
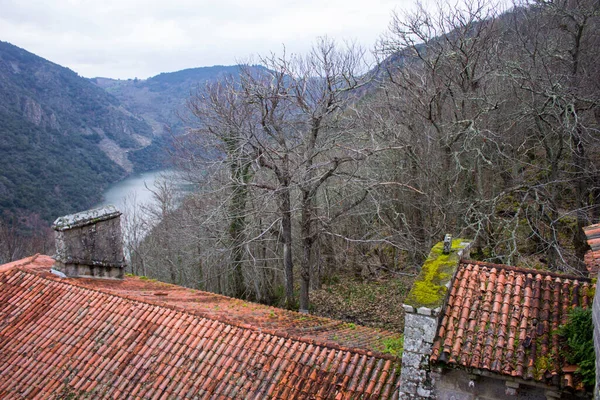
[0,41,241,226]
[1,0,599,317]
[0,1,599,397]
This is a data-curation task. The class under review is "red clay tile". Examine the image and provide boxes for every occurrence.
[431,260,593,390]
[584,224,600,275]
[0,256,402,399]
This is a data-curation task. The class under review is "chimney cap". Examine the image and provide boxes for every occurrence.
[52,205,121,232]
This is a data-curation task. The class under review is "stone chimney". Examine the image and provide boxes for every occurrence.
[52,205,126,279]
[399,238,471,400]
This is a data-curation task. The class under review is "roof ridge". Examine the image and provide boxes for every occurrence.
[7,268,400,361]
[0,253,40,273]
[461,259,591,282]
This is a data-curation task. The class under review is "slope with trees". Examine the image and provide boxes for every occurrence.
[121,0,600,315]
[91,65,250,138]
[0,41,156,263]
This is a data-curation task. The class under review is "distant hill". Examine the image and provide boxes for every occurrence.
[91,65,245,137]
[0,41,155,221]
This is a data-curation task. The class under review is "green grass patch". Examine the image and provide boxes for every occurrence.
[382,335,404,358]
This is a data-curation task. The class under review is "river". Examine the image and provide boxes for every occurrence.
[96,169,181,214]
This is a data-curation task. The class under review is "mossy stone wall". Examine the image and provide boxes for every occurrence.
[399,238,471,400]
[404,239,471,310]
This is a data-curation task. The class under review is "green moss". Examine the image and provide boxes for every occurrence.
[381,335,404,358]
[534,355,552,380]
[588,285,596,299]
[138,275,157,282]
[404,239,470,308]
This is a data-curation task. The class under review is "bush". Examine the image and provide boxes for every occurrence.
[559,307,595,390]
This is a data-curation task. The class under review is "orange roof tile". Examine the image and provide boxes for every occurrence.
[431,261,594,390]
[584,224,600,275]
[0,256,402,399]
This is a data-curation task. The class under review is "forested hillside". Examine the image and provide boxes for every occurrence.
[0,46,259,263]
[125,0,599,312]
[91,65,247,137]
[0,41,156,260]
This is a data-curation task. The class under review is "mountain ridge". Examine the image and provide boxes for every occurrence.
[0,41,155,221]
[0,41,257,223]
[89,65,246,138]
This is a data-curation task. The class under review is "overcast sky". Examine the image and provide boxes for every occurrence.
[0,0,418,79]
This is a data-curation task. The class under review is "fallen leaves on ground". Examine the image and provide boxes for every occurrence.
[310,274,415,332]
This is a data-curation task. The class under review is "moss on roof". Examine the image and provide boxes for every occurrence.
[404,239,470,309]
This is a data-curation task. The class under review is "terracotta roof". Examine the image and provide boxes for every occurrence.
[0,255,402,399]
[584,224,600,275]
[431,261,594,390]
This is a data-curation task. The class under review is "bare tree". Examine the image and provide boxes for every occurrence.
[131,0,599,307]
[185,38,370,309]
[121,194,151,276]
[501,0,600,269]
[371,0,508,261]
[370,0,599,271]
[0,213,52,264]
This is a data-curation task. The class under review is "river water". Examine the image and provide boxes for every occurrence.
[96,169,179,214]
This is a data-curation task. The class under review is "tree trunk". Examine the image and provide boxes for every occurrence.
[279,185,295,308]
[571,125,590,266]
[299,189,313,312]
[228,162,251,298]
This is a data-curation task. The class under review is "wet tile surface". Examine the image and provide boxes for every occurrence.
[431,261,593,390]
[0,256,402,399]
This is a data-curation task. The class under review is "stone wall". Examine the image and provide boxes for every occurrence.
[593,275,600,400]
[582,224,600,400]
[434,369,553,400]
[400,306,442,399]
[399,239,471,400]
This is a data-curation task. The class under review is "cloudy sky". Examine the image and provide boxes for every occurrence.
[0,0,418,79]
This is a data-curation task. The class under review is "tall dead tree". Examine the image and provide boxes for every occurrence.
[186,38,369,309]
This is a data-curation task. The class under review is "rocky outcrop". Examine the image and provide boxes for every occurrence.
[98,136,134,173]
[21,97,43,126]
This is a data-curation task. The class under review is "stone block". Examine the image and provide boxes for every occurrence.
[403,336,422,353]
[417,387,432,398]
[438,389,474,400]
[505,381,518,396]
[417,307,432,316]
[400,379,418,395]
[402,352,423,368]
[421,323,437,344]
[404,325,423,339]
[403,304,416,314]
[544,390,561,399]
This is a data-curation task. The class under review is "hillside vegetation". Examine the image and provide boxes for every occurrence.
[0,46,264,263]
[91,65,247,137]
[0,41,159,222]
[125,0,599,314]
[0,41,163,264]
